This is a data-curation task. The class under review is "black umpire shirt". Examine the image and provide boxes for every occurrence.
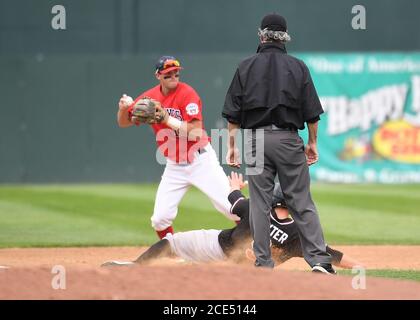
[222,42,324,130]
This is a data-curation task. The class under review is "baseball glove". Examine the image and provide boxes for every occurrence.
[131,97,158,124]
[131,97,168,124]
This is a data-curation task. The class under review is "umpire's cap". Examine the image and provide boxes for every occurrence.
[272,183,287,208]
[260,13,287,32]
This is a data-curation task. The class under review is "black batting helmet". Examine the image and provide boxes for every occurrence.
[272,183,287,208]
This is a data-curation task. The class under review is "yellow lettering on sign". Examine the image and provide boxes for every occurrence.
[373,120,420,163]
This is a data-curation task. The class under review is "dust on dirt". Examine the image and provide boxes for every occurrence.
[0,246,419,299]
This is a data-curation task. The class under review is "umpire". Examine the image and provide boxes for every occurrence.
[222,13,335,274]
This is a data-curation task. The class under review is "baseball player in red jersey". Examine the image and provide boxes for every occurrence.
[117,56,239,239]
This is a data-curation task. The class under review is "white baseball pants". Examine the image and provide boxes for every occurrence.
[164,229,226,263]
[151,143,239,231]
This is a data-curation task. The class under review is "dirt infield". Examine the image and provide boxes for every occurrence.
[1,246,419,300]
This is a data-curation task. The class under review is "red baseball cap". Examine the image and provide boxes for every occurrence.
[155,56,183,74]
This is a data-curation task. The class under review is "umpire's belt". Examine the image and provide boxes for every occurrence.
[253,124,297,131]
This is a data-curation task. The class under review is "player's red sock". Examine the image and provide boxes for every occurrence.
[156,226,174,239]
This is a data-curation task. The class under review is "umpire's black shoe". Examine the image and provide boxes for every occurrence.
[312,263,337,275]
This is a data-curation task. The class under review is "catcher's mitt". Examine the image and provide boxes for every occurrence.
[131,97,167,124]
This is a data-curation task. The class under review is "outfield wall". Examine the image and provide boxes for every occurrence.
[0,54,241,182]
[1,0,419,182]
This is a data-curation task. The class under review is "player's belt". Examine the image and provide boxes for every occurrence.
[172,146,208,166]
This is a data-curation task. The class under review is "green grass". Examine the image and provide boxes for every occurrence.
[0,183,419,247]
[339,269,420,282]
[313,184,420,245]
[0,184,236,247]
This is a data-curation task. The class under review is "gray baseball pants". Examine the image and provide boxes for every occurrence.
[245,129,332,268]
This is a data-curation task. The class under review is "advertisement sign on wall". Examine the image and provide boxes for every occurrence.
[299,53,420,183]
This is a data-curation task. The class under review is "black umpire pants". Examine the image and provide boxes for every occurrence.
[245,128,332,268]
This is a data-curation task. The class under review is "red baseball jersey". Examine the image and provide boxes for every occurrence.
[128,82,210,163]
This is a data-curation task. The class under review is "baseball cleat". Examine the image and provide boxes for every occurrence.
[312,263,337,275]
[101,260,135,268]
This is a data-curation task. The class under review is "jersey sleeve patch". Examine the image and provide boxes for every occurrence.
[186,103,199,116]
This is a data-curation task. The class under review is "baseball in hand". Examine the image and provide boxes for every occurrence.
[123,95,133,105]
